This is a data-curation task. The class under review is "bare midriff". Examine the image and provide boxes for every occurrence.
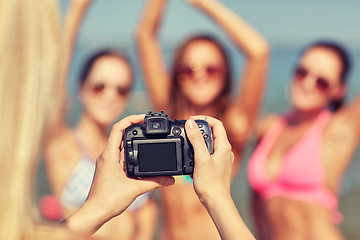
[265,197,343,240]
[160,184,221,240]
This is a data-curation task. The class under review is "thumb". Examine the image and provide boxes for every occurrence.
[137,176,175,194]
[185,119,209,160]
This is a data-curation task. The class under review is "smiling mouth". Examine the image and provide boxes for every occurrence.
[95,104,119,112]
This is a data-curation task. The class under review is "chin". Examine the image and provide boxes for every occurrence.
[291,93,325,112]
[190,99,214,109]
[292,100,325,113]
[96,108,124,124]
[93,119,110,127]
[93,114,119,126]
[187,93,220,108]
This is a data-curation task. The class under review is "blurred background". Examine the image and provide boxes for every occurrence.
[38,0,360,239]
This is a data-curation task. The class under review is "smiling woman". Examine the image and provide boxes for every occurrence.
[136,0,269,239]
[247,41,359,240]
[78,50,132,126]
[290,44,349,113]
[43,1,158,239]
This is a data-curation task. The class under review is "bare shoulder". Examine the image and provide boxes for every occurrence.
[256,114,280,139]
[44,127,81,195]
[44,127,78,165]
[223,106,279,139]
[223,106,250,134]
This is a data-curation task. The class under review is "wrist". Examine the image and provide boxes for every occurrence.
[201,190,255,240]
[198,188,232,210]
[189,0,216,8]
[66,199,112,235]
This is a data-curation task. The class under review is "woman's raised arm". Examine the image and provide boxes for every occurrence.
[47,0,94,134]
[336,88,360,138]
[187,0,269,171]
[327,89,360,171]
[64,0,93,71]
[189,0,269,128]
[135,0,171,112]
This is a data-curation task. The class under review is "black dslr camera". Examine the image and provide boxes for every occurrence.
[124,111,213,177]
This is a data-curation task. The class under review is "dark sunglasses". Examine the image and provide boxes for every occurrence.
[180,64,223,77]
[293,66,330,91]
[91,83,130,97]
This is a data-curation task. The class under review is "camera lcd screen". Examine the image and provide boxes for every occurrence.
[138,142,177,172]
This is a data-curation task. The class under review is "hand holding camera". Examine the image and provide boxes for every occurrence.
[185,116,234,202]
[66,114,175,235]
[185,116,253,240]
[124,111,213,177]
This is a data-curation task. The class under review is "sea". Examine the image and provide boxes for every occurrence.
[36,46,360,239]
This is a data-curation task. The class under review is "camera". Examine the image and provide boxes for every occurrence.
[124,111,213,177]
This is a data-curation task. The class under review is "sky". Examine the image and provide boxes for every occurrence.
[59,0,360,52]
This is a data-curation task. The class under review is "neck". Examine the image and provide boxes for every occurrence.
[76,115,109,140]
[288,108,324,125]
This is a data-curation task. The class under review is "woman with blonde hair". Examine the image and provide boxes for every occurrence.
[0,0,172,239]
[0,0,63,238]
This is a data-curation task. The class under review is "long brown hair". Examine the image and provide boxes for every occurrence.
[78,49,133,89]
[170,34,232,119]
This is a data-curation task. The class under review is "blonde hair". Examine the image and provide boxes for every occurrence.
[0,0,74,239]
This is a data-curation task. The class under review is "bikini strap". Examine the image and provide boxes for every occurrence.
[259,115,287,147]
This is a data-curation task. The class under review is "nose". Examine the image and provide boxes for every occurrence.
[191,68,209,82]
[101,87,119,101]
[302,74,318,91]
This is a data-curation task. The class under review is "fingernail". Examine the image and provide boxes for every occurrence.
[165,178,175,186]
[186,119,197,129]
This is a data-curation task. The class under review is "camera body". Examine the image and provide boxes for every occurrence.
[124,111,213,177]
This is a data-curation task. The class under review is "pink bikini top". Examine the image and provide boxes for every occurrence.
[247,110,338,210]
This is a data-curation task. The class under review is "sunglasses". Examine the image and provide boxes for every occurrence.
[90,83,130,97]
[293,66,330,91]
[180,63,223,77]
